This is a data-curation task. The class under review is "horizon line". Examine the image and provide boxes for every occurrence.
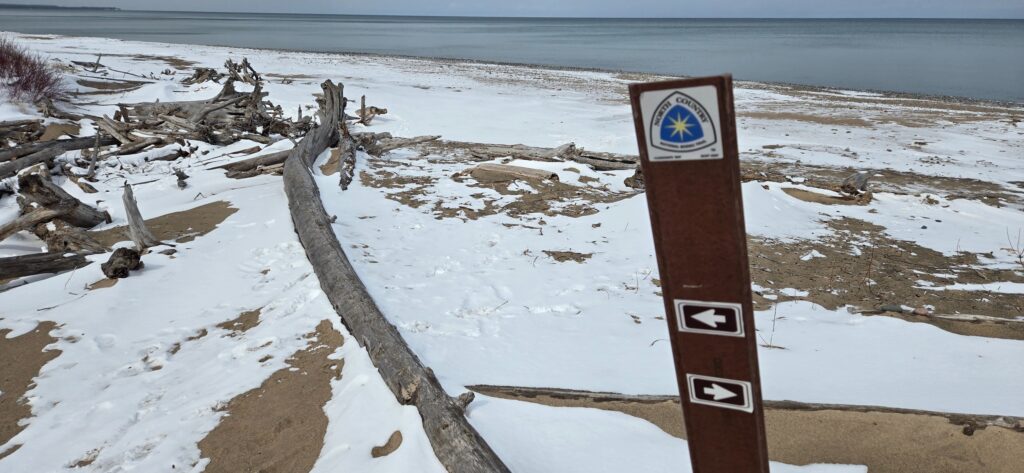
[2,5,1022,20]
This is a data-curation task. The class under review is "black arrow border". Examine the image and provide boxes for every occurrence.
[674,299,745,337]
[686,373,754,413]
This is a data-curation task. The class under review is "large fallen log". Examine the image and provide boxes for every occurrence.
[0,251,92,280]
[283,81,509,473]
[470,163,559,182]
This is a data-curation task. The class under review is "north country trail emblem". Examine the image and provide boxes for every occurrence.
[650,91,717,154]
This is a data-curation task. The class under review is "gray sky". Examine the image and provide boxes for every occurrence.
[6,0,1024,18]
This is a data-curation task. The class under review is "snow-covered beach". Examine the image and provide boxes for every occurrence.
[1,33,1022,473]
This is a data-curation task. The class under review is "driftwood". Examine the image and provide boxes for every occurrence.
[122,183,167,250]
[120,58,307,148]
[3,166,110,253]
[0,135,120,180]
[101,247,142,279]
[96,115,137,145]
[337,124,357,190]
[283,80,509,473]
[468,142,579,162]
[17,171,110,229]
[115,136,165,156]
[841,171,872,195]
[469,163,558,182]
[175,170,189,189]
[479,143,637,171]
[357,95,388,125]
[1,135,110,161]
[0,119,44,143]
[572,151,638,171]
[224,58,261,86]
[212,149,291,178]
[181,67,225,85]
[624,166,645,189]
[0,207,66,242]
[34,219,108,254]
[362,134,441,157]
[0,252,92,280]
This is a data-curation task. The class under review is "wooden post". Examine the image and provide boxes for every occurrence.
[629,75,770,473]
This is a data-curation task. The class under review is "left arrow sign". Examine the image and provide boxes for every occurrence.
[675,300,744,337]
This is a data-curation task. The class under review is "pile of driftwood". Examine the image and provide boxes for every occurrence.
[1,59,314,184]
[0,162,160,281]
[0,58,337,283]
[0,55,410,286]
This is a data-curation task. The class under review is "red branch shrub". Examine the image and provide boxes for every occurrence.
[0,36,66,102]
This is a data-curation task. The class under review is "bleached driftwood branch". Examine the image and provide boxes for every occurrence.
[122,183,168,250]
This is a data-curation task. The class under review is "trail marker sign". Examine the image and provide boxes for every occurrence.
[629,75,770,473]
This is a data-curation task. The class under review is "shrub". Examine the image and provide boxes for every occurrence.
[0,36,66,103]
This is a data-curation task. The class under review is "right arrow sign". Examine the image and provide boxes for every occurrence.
[676,300,744,337]
[687,374,754,413]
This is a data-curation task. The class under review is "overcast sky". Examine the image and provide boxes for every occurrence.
[6,0,1024,18]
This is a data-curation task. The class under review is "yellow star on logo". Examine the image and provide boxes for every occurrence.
[668,113,695,140]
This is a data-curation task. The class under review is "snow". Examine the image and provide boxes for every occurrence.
[800,250,826,261]
[470,396,866,473]
[319,151,1024,416]
[920,282,1024,294]
[756,302,1024,415]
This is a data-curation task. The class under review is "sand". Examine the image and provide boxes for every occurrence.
[0,322,59,460]
[90,200,238,247]
[198,320,343,473]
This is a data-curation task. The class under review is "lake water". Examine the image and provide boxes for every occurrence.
[1,9,1022,102]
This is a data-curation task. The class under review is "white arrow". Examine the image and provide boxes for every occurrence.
[703,383,737,401]
[691,309,727,327]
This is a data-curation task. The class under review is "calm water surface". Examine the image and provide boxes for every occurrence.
[1,9,1022,102]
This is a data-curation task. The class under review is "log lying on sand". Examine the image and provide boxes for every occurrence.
[469,163,559,182]
[0,252,92,281]
[359,133,441,157]
[469,142,579,162]
[283,80,510,473]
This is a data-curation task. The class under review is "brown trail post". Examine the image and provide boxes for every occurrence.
[628,75,770,473]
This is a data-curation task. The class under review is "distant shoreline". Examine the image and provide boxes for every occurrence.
[0,3,119,11]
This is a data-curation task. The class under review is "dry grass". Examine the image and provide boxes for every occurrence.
[0,36,66,102]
